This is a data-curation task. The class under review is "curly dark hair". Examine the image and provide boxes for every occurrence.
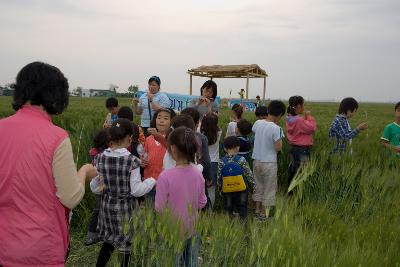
[11,61,69,114]
[200,113,220,145]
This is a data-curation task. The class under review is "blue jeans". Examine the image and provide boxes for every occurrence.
[175,235,200,267]
[288,145,311,187]
[224,191,248,219]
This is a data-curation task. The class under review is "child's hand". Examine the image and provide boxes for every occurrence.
[103,122,111,129]
[140,156,149,168]
[356,122,368,131]
[147,128,158,136]
[305,111,311,118]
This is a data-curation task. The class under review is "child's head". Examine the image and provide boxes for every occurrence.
[148,75,161,94]
[236,119,253,136]
[105,97,119,115]
[268,100,286,120]
[256,95,260,100]
[109,118,133,147]
[395,102,400,121]
[181,107,201,127]
[338,97,359,118]
[224,136,240,155]
[200,80,217,100]
[287,95,305,116]
[168,126,198,163]
[93,128,109,152]
[171,114,196,130]
[200,113,219,146]
[255,106,268,119]
[117,106,134,121]
[150,108,176,134]
[231,104,244,120]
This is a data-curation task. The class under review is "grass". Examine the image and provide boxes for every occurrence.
[1,96,399,266]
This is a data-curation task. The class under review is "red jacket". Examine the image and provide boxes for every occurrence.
[285,114,317,146]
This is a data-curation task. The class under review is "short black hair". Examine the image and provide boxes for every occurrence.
[168,127,199,163]
[268,100,286,117]
[93,128,109,152]
[171,114,195,130]
[255,106,268,117]
[109,118,133,143]
[287,95,304,115]
[181,107,201,126]
[150,108,176,128]
[224,136,240,150]
[106,97,118,108]
[200,80,217,100]
[395,102,400,110]
[118,106,134,121]
[11,61,69,114]
[338,97,359,114]
[237,119,253,136]
[148,76,161,86]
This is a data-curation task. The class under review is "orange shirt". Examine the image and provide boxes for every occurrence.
[143,135,166,180]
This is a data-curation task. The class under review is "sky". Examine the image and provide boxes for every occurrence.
[0,0,399,102]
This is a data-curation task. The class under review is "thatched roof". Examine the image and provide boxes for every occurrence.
[188,64,268,78]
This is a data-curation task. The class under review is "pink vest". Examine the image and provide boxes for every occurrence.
[0,105,70,267]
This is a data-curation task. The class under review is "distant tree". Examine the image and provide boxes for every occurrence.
[127,85,139,98]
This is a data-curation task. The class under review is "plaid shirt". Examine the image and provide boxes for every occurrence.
[329,114,359,153]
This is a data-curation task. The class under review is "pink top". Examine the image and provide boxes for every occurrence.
[143,135,166,180]
[286,115,317,146]
[0,105,69,267]
[155,165,207,236]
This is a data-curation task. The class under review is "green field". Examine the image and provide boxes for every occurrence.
[1,96,399,266]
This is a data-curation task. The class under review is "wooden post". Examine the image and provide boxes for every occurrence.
[246,74,249,99]
[189,74,193,95]
[263,77,266,101]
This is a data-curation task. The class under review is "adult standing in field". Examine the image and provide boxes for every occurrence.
[132,76,170,136]
[0,62,97,267]
[191,80,220,120]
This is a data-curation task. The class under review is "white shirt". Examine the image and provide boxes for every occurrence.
[90,148,156,197]
[252,120,284,163]
[163,151,204,173]
[226,121,237,137]
[208,130,222,163]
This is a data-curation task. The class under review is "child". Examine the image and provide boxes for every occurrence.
[226,104,244,137]
[286,96,317,188]
[252,100,286,221]
[217,136,254,219]
[155,127,207,266]
[200,113,222,208]
[85,129,109,246]
[103,97,119,128]
[117,106,146,156]
[255,106,268,120]
[142,108,176,202]
[236,119,253,161]
[381,102,400,156]
[329,97,368,154]
[94,119,156,267]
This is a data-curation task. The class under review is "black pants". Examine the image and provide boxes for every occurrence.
[224,191,248,219]
[88,194,102,233]
[288,145,311,187]
[96,242,130,267]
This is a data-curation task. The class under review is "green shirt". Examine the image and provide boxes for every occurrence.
[381,122,400,155]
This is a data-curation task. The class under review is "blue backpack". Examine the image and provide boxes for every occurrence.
[221,155,247,193]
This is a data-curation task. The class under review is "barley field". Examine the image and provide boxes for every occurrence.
[0,96,399,266]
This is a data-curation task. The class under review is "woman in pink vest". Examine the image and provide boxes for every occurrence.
[0,62,97,267]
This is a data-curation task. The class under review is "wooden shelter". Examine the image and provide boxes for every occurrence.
[187,64,268,100]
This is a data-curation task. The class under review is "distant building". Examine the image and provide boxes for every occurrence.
[81,89,116,98]
[0,87,14,96]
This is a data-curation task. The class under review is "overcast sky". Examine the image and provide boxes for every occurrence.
[0,0,399,102]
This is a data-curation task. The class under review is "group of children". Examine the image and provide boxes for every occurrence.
[85,96,399,266]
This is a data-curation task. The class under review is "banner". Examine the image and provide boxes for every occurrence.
[135,91,221,112]
[228,100,258,112]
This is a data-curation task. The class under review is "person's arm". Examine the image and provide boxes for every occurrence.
[198,175,207,209]
[380,126,400,152]
[53,138,97,209]
[273,126,284,152]
[130,167,156,197]
[149,93,170,111]
[298,114,317,135]
[155,174,168,213]
[132,96,144,115]
[89,175,104,194]
[336,118,360,140]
